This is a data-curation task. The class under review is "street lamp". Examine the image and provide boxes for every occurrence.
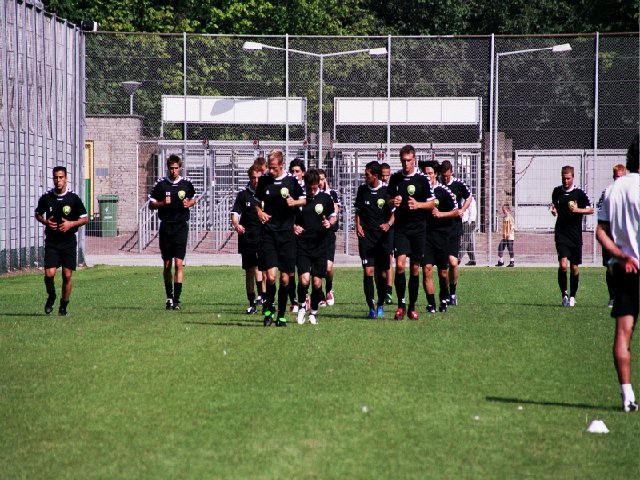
[243,41,387,167]
[121,81,142,115]
[490,43,572,261]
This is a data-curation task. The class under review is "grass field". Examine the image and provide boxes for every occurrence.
[1,265,639,479]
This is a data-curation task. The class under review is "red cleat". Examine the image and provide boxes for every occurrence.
[393,308,405,320]
[408,310,419,321]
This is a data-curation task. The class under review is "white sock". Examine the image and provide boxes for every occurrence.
[621,384,635,403]
[510,258,515,262]
[497,257,503,262]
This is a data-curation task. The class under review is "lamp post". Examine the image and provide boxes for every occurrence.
[121,81,142,115]
[490,43,572,262]
[243,41,387,168]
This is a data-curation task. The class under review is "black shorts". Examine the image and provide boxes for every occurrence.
[556,240,582,265]
[238,234,259,256]
[296,239,328,278]
[393,225,425,261]
[326,231,337,263]
[359,232,392,270]
[44,239,77,270]
[611,264,639,319]
[160,222,188,260]
[241,251,259,270]
[259,228,296,272]
[448,232,462,259]
[422,231,450,269]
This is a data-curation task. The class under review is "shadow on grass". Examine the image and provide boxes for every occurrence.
[486,395,618,412]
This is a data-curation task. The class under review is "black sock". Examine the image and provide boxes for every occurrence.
[164,281,173,299]
[570,273,579,297]
[450,283,457,296]
[173,282,182,302]
[408,274,419,311]
[288,276,297,305]
[439,275,450,301]
[256,279,263,298]
[387,284,393,296]
[395,272,406,309]
[364,275,375,310]
[248,291,256,304]
[277,283,289,318]
[375,273,385,306]
[297,281,308,306]
[311,286,323,310]
[427,293,436,307]
[326,275,333,293]
[558,268,568,296]
[60,299,69,308]
[606,269,614,300]
[266,282,277,312]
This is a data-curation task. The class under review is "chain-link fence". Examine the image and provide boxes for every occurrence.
[2,22,637,270]
[0,0,85,273]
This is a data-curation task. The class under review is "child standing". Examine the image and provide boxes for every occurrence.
[496,205,515,267]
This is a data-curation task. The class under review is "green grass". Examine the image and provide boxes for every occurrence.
[1,266,639,478]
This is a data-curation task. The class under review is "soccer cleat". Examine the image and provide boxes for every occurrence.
[562,295,570,307]
[408,310,419,321]
[439,301,448,313]
[426,305,436,314]
[246,304,257,314]
[318,300,327,307]
[165,298,174,310]
[172,300,182,310]
[466,261,476,266]
[507,261,515,267]
[326,291,335,306]
[290,303,299,314]
[275,317,287,327]
[623,399,639,412]
[377,305,385,317]
[495,261,504,267]
[449,295,458,306]
[569,297,576,307]
[393,308,405,320]
[58,305,67,317]
[44,295,56,315]
[608,299,614,308]
[297,307,307,325]
[367,309,377,319]
[309,312,318,325]
[385,292,393,305]
[263,311,275,327]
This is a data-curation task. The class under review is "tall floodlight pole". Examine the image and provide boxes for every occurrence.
[243,41,387,168]
[491,43,571,263]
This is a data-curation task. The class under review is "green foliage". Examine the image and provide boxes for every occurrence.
[1,266,640,478]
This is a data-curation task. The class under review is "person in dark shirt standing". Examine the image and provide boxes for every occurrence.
[551,165,594,307]
[387,145,435,321]
[294,169,336,325]
[255,150,306,327]
[231,164,264,314]
[149,155,196,310]
[35,166,88,316]
[440,160,472,306]
[420,160,458,314]
[319,169,341,307]
[355,161,394,318]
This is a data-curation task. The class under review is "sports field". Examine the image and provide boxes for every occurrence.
[1,266,638,478]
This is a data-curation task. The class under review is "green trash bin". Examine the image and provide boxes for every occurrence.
[97,194,119,237]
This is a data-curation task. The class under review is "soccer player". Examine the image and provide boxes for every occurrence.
[318,169,340,306]
[148,155,196,310]
[287,158,306,313]
[253,156,267,175]
[231,164,264,314]
[387,145,435,320]
[380,162,394,305]
[440,160,472,305]
[596,163,627,307]
[294,169,336,325]
[420,160,458,313]
[355,161,394,318]
[550,165,594,307]
[256,150,306,327]
[595,135,639,412]
[35,166,88,316]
